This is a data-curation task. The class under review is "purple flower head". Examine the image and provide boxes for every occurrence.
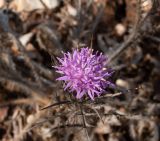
[55,47,114,100]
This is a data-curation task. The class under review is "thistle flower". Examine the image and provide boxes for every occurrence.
[55,47,114,100]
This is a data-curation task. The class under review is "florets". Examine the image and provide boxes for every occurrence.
[55,47,114,100]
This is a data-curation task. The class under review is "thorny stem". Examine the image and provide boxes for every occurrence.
[40,92,124,110]
[79,103,91,141]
